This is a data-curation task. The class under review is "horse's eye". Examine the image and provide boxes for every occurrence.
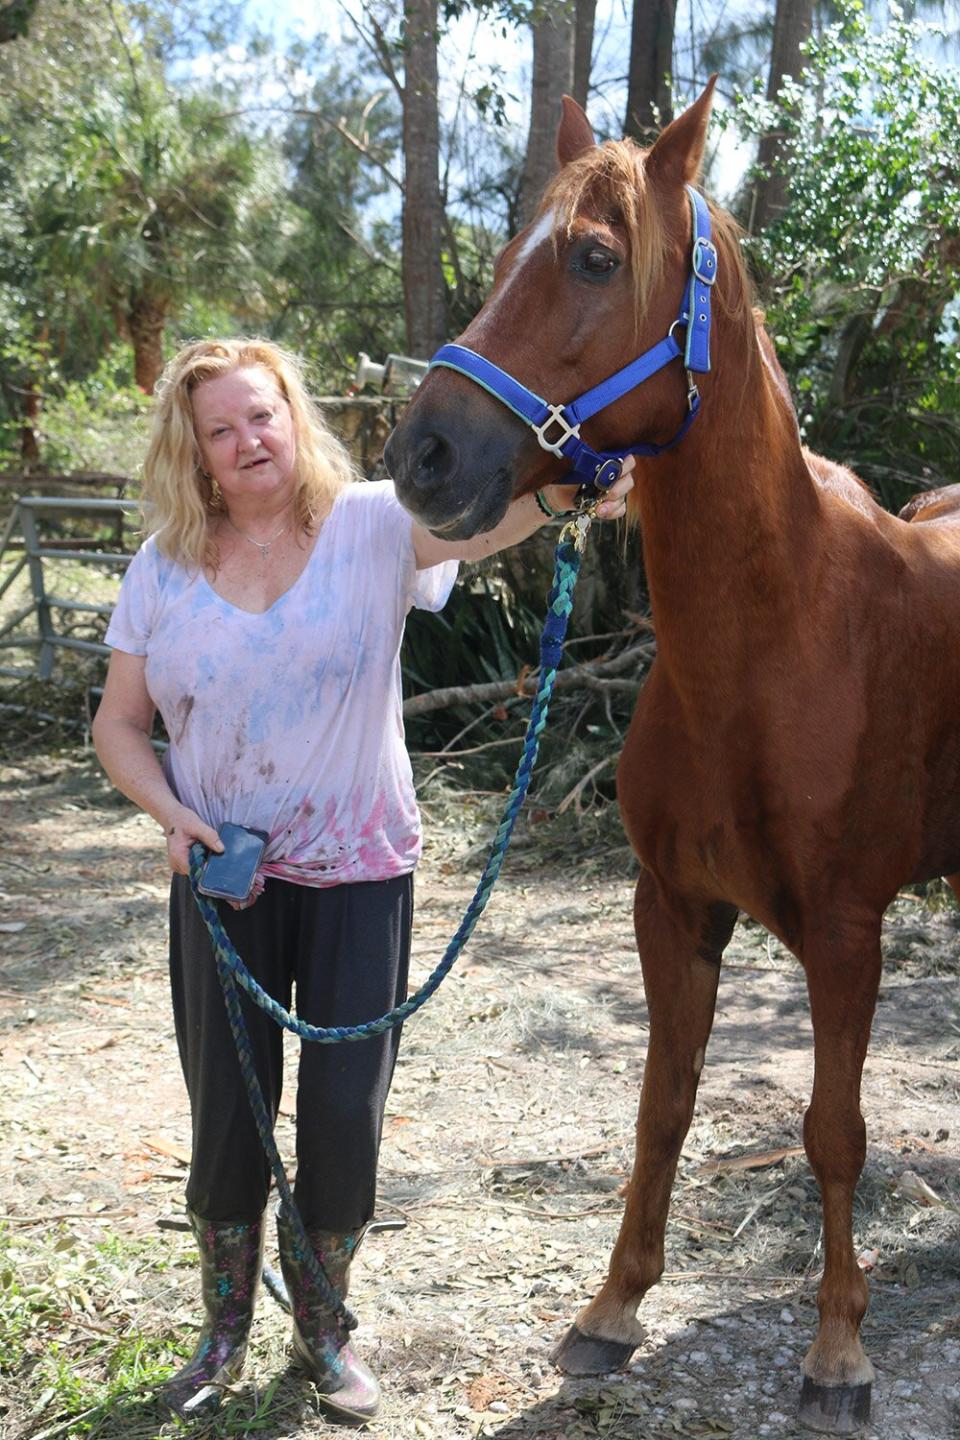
[574,246,619,280]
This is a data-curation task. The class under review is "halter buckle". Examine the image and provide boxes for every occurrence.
[692,237,718,286]
[687,372,700,411]
[533,403,581,458]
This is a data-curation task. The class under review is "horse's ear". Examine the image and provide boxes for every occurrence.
[646,75,717,186]
[556,95,596,167]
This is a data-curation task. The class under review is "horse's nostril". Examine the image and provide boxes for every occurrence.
[413,433,453,488]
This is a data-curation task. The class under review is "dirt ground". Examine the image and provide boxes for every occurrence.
[1,752,959,1440]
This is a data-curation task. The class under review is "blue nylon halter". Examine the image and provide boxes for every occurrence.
[429,184,717,496]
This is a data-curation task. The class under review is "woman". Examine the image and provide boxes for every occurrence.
[92,337,631,1422]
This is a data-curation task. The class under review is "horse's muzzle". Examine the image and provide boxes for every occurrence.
[384,382,523,538]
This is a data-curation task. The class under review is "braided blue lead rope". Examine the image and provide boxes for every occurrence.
[188,535,584,1045]
[186,530,586,1334]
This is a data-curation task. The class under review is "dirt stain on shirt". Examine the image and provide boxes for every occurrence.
[173,694,195,744]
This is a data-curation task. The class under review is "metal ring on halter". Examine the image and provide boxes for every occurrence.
[532,403,581,458]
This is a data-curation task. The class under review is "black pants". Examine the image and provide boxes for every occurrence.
[169,872,412,1228]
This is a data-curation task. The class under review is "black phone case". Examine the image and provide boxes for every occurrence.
[198,824,269,902]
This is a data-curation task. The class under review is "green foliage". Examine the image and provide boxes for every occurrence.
[31,345,152,475]
[403,567,544,751]
[272,49,406,381]
[0,1224,170,1389]
[0,0,519,468]
[0,0,289,461]
[22,67,281,359]
[0,1218,305,1437]
[126,0,249,61]
[732,2,960,508]
[0,1230,59,1373]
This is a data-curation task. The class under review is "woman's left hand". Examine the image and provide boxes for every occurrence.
[541,454,636,522]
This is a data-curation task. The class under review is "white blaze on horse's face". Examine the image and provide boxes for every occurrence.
[467,208,557,346]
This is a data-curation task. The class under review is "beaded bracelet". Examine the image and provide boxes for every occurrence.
[535,488,578,520]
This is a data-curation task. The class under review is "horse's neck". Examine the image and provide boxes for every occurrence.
[637,339,822,696]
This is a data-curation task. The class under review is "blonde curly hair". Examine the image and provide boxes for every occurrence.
[141,338,357,568]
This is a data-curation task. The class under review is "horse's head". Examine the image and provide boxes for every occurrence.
[386,80,725,538]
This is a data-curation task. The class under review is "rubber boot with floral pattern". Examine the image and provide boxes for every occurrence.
[159,1208,264,1418]
[276,1203,381,1422]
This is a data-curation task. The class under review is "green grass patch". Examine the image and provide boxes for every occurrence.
[0,1222,302,1439]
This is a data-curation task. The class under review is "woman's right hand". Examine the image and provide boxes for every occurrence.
[165,806,224,875]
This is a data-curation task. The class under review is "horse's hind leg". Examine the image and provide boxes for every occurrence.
[798,917,882,1435]
[552,871,736,1375]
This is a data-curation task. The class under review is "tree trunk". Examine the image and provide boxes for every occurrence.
[876,230,960,342]
[402,0,447,358]
[15,320,48,467]
[751,0,815,231]
[127,294,168,394]
[520,1,575,225]
[572,0,597,111]
[833,229,960,407]
[19,383,41,466]
[827,313,872,409]
[623,0,679,143]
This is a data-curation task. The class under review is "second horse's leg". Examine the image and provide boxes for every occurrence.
[552,872,736,1375]
[797,916,883,1435]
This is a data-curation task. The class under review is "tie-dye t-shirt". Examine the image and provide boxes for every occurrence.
[105,481,458,889]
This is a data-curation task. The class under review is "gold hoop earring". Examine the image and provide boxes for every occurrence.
[199,468,222,512]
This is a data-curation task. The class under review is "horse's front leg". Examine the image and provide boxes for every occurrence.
[798,918,882,1435]
[552,870,736,1375]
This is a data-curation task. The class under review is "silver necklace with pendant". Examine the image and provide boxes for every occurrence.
[227,516,291,559]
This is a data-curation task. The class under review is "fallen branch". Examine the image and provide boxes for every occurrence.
[479,1140,618,1168]
[557,754,614,814]
[142,1134,191,1166]
[403,642,654,718]
[0,1208,134,1225]
[417,734,526,760]
[733,1179,789,1239]
[500,1199,623,1220]
[695,1145,805,1176]
[576,675,644,693]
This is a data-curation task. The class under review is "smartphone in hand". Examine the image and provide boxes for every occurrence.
[198,823,269,903]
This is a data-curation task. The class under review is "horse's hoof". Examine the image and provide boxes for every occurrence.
[798,1377,871,1434]
[550,1323,637,1376]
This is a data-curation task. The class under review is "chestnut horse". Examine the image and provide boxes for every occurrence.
[384,82,960,1435]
